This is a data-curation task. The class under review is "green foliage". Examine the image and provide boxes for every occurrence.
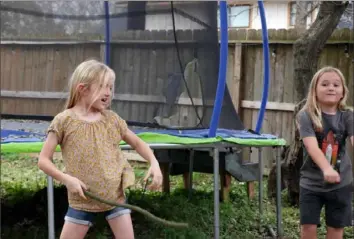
[1,153,353,239]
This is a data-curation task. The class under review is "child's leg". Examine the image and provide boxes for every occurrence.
[324,184,352,239]
[326,227,344,239]
[60,206,94,239]
[299,187,324,239]
[105,207,134,239]
[60,221,90,239]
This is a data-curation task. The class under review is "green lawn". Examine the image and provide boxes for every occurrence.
[1,153,353,239]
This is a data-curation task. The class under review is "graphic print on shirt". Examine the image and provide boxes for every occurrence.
[320,130,339,168]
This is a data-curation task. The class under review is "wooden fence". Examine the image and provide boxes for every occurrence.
[227,41,353,169]
[1,44,101,116]
[1,28,353,171]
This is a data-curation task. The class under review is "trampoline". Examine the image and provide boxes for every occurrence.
[1,127,285,238]
[1,1,285,238]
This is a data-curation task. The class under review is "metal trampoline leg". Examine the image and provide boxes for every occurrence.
[276,147,283,237]
[258,147,263,231]
[47,175,55,239]
[188,150,194,200]
[213,147,220,239]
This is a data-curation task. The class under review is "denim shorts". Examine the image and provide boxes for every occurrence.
[64,205,131,227]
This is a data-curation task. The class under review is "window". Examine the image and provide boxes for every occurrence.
[337,2,353,29]
[218,4,251,28]
[289,2,296,26]
[229,5,250,27]
[289,1,318,27]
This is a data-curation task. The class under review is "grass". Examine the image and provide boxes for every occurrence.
[1,153,353,239]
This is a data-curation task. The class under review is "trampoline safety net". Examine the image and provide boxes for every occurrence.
[1,1,244,130]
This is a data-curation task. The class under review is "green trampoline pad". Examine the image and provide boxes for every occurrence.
[1,132,286,154]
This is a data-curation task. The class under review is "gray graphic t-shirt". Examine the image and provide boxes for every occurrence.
[298,109,353,192]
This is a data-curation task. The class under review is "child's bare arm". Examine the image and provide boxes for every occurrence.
[347,112,353,147]
[122,129,163,189]
[38,132,68,183]
[38,132,87,198]
[302,136,340,183]
[122,129,159,166]
[302,136,332,172]
[345,110,353,147]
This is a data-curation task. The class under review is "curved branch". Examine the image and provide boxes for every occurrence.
[84,191,189,229]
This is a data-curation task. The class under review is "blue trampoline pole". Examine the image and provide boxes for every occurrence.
[255,2,284,238]
[104,1,111,65]
[255,0,270,134]
[208,1,228,138]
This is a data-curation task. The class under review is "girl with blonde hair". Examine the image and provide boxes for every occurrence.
[38,59,163,239]
[296,66,353,239]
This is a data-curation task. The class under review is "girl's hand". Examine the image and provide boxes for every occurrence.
[63,174,88,199]
[323,167,340,184]
[144,161,163,191]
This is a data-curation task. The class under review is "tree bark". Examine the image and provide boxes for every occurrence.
[294,1,309,35]
[267,1,348,205]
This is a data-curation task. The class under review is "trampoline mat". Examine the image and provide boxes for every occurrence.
[1,128,286,153]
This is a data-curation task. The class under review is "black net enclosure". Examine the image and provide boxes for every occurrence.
[1,1,244,130]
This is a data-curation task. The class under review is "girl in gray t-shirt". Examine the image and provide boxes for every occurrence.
[296,66,353,239]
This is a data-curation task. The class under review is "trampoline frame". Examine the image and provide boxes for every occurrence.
[46,142,283,239]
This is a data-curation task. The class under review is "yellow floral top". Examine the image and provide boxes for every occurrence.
[47,109,135,212]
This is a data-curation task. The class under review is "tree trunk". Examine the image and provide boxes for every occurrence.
[267,1,348,206]
[293,1,348,101]
[294,1,309,35]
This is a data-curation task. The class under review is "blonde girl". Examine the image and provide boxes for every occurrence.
[38,59,163,239]
[296,66,353,239]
